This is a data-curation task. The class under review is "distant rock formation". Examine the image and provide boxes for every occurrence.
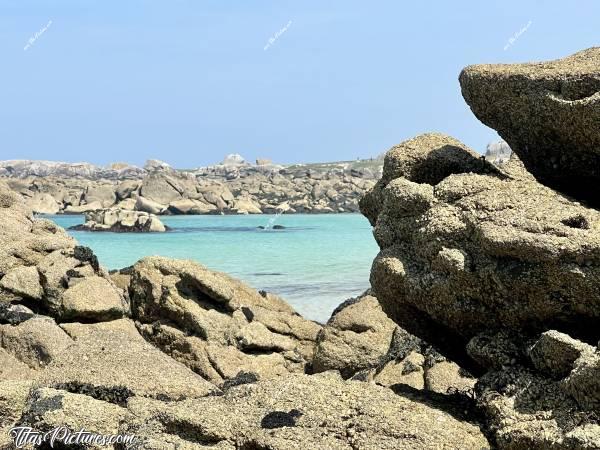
[143,159,172,172]
[2,158,382,215]
[485,140,512,164]
[461,47,600,206]
[222,153,246,166]
[0,160,145,180]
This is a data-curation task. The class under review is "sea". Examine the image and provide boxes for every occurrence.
[48,214,379,323]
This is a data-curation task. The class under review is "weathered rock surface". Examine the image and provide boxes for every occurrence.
[121,374,489,449]
[0,183,127,322]
[25,192,61,214]
[40,321,218,402]
[70,208,167,232]
[128,256,321,385]
[361,132,600,373]
[460,47,600,206]
[469,329,600,449]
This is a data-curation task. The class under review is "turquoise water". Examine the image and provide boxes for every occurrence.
[48,214,378,323]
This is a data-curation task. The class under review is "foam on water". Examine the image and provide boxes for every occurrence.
[48,214,378,323]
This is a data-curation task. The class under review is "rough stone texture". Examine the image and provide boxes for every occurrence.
[40,323,218,402]
[313,293,475,394]
[0,380,35,448]
[361,133,600,373]
[83,184,117,208]
[0,347,37,381]
[121,373,489,449]
[128,257,321,385]
[0,317,73,369]
[70,208,167,232]
[460,47,600,206]
[313,293,397,377]
[140,173,185,205]
[0,265,43,300]
[19,387,130,438]
[470,330,600,449]
[61,275,128,320]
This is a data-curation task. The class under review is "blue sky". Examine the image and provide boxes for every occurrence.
[1,1,598,167]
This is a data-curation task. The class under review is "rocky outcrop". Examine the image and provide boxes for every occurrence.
[358,48,600,449]
[460,47,600,206]
[0,182,128,322]
[127,257,321,385]
[361,132,600,374]
[121,372,488,449]
[69,209,167,232]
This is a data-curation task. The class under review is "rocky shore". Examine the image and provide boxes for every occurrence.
[1,156,382,217]
[1,47,599,449]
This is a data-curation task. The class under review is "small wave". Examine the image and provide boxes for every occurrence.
[250,272,285,276]
[166,226,313,233]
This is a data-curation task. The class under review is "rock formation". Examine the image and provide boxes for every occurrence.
[361,48,600,449]
[69,209,167,232]
[460,47,600,206]
[361,132,600,373]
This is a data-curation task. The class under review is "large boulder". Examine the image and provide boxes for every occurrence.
[82,184,117,208]
[25,192,61,214]
[313,293,397,377]
[128,256,321,385]
[0,317,73,369]
[361,133,600,373]
[139,173,184,205]
[460,47,600,206]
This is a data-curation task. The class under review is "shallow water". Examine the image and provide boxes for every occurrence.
[48,214,379,323]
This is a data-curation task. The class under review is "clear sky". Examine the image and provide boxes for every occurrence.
[1,1,598,167]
